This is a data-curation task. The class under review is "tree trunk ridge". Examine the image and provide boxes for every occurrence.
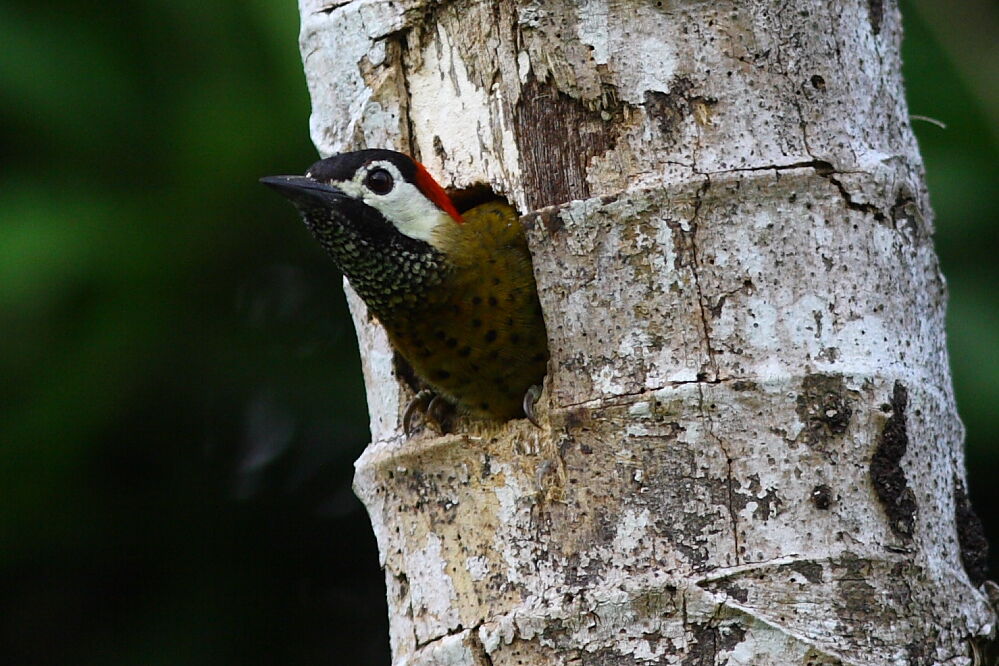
[297,0,996,662]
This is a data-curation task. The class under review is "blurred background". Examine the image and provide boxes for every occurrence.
[0,1,995,664]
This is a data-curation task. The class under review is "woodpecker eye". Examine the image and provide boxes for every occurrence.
[364,168,394,195]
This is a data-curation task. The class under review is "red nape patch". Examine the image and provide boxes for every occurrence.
[413,161,463,224]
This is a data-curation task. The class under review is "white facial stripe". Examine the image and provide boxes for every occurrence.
[327,160,450,245]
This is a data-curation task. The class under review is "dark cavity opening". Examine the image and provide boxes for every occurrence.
[447,183,507,214]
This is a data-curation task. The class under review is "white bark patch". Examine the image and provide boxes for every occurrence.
[299,0,412,156]
[575,0,680,100]
[407,532,462,643]
[407,22,522,196]
[612,508,652,556]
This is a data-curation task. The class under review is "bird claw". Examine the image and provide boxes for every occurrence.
[523,384,542,428]
[426,395,451,432]
[403,389,435,436]
[403,390,452,436]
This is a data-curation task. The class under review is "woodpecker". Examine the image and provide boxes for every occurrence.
[261,149,548,430]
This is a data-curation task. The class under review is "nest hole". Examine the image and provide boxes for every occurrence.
[447,183,508,214]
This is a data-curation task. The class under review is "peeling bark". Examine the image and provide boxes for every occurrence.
[296,0,996,663]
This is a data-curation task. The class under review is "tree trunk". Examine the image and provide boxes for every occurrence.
[297,0,996,663]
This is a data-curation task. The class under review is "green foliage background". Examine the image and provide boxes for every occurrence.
[0,1,995,663]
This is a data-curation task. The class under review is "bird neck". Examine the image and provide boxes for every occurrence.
[312,217,450,316]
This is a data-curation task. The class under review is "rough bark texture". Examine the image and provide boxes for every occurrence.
[296,0,996,663]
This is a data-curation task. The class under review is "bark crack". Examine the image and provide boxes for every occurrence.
[687,176,718,381]
[683,173,740,571]
[791,97,815,159]
[316,0,353,15]
[701,159,889,222]
[695,381,740,566]
[468,625,495,666]
[817,168,887,222]
[555,376,741,412]
[399,38,419,159]
[701,159,856,176]
[414,621,469,651]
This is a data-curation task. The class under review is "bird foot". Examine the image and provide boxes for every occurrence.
[403,390,452,436]
[523,384,543,428]
[403,390,433,436]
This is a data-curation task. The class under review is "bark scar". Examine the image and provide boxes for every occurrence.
[953,475,989,587]
[870,381,917,540]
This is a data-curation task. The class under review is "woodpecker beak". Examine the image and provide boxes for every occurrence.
[259,175,348,207]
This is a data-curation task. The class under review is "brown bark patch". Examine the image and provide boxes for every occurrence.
[867,0,884,35]
[789,560,824,585]
[681,621,747,666]
[830,552,880,618]
[514,76,618,210]
[795,373,853,456]
[870,381,917,540]
[803,648,844,665]
[644,77,717,147]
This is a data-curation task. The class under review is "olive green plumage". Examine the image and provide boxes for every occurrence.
[385,201,548,420]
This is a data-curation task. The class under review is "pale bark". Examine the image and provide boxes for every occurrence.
[297,0,996,663]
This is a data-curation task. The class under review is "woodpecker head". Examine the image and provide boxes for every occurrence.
[261,150,462,314]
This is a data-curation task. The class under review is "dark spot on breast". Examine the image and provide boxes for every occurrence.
[446,337,458,348]
[434,330,446,340]
[450,304,462,314]
[435,370,451,380]
[492,277,501,285]
[459,346,471,357]
[511,334,521,344]
[488,296,498,306]
[472,318,482,328]
[480,402,490,411]
[485,330,497,342]
[506,317,514,326]
[472,296,482,305]
[488,350,499,360]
